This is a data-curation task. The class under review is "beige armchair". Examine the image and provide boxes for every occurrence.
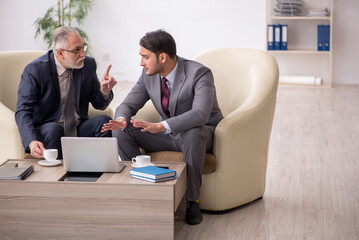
[135,48,279,211]
[0,51,113,165]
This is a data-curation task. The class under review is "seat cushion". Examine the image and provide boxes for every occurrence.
[147,151,216,174]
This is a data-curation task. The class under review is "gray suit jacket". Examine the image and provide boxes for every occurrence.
[115,56,223,135]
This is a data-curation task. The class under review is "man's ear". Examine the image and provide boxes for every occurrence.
[159,53,167,63]
[56,49,64,59]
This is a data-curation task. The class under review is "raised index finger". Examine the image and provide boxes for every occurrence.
[104,64,112,76]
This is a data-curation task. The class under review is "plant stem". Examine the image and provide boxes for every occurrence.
[61,0,64,26]
[57,0,61,26]
[69,0,73,26]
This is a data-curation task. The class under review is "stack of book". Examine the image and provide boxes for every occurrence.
[130,166,177,183]
[307,8,329,17]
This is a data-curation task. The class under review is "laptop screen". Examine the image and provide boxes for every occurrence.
[61,137,122,172]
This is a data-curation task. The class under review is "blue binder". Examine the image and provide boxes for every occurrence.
[274,24,281,50]
[324,25,330,51]
[281,24,288,50]
[317,25,324,51]
[267,25,274,50]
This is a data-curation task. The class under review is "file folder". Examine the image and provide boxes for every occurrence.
[281,24,288,50]
[324,25,330,51]
[317,25,324,51]
[267,25,274,50]
[274,24,281,50]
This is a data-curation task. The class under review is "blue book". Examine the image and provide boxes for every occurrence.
[274,24,281,50]
[130,166,177,180]
[324,25,330,51]
[317,25,324,51]
[280,24,288,50]
[267,24,274,50]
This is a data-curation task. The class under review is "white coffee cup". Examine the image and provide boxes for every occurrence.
[132,155,151,166]
[43,149,58,162]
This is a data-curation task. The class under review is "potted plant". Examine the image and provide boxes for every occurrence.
[34,0,93,50]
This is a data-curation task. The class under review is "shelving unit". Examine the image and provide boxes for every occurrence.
[266,0,333,86]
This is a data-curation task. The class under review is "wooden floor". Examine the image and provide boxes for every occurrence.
[173,85,359,240]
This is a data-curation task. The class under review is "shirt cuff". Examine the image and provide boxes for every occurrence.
[102,91,111,100]
[116,117,126,131]
[116,117,126,121]
[161,121,172,134]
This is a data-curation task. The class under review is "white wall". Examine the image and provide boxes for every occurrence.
[82,0,266,82]
[0,0,358,85]
[0,0,49,51]
[332,0,359,85]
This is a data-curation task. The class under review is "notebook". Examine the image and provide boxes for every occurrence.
[61,137,123,172]
[0,165,34,180]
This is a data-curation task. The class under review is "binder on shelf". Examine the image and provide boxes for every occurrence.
[280,24,288,50]
[267,24,274,50]
[324,25,330,51]
[318,25,324,51]
[274,24,281,50]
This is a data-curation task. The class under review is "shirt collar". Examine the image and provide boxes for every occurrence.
[161,61,178,85]
[54,55,68,76]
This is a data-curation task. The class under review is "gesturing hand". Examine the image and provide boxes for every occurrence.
[100,64,117,94]
[131,120,166,133]
[102,119,127,132]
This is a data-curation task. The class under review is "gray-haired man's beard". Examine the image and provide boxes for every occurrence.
[65,57,85,69]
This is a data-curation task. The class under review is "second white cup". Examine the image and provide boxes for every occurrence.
[132,155,151,166]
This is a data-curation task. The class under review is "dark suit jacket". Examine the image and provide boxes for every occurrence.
[115,56,223,136]
[15,50,113,149]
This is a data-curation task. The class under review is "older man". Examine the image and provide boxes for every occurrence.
[15,26,117,159]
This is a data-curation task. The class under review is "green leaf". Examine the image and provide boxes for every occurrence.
[33,0,93,49]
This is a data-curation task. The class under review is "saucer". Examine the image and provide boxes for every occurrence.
[131,162,155,168]
[38,160,62,167]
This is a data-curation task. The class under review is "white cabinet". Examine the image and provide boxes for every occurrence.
[266,0,333,86]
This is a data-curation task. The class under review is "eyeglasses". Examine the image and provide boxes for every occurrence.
[59,44,87,54]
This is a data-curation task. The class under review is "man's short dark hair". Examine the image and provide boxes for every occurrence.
[140,29,177,59]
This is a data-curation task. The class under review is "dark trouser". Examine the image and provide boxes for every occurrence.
[35,115,112,159]
[112,123,214,201]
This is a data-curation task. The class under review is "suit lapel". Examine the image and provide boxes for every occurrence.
[49,52,60,98]
[154,75,162,111]
[169,57,186,116]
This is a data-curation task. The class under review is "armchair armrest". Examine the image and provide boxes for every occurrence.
[88,104,114,119]
[0,102,24,164]
[133,101,160,123]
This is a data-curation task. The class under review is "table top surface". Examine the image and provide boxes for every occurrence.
[2,159,186,185]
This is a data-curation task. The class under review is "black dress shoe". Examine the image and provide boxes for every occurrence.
[185,201,203,225]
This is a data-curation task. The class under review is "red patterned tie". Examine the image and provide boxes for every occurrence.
[161,77,170,117]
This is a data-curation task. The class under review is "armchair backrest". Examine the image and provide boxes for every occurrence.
[0,50,46,112]
[193,48,279,117]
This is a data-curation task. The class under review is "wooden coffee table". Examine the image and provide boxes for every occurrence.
[0,159,186,240]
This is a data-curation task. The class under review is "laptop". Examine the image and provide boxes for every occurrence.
[61,137,123,173]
